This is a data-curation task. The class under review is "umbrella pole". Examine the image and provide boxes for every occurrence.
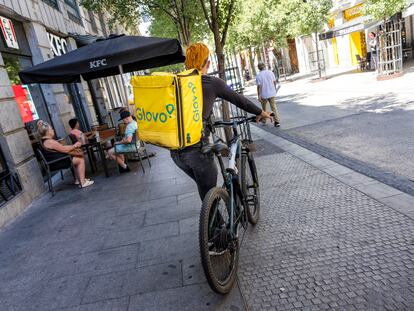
[118,65,129,108]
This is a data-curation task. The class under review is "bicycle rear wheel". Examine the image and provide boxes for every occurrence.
[241,152,260,224]
[199,187,239,294]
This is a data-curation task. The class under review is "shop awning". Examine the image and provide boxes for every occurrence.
[69,33,104,47]
[319,16,381,40]
[403,3,414,18]
[19,34,185,84]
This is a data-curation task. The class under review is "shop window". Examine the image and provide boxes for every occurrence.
[88,10,98,33]
[41,0,59,10]
[98,13,108,36]
[65,0,82,25]
[3,53,52,141]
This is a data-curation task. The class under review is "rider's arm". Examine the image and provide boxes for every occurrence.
[213,77,262,115]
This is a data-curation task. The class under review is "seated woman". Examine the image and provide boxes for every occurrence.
[37,120,94,188]
[68,118,95,144]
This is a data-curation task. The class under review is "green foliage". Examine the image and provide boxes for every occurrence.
[3,54,21,85]
[148,11,180,39]
[81,0,140,31]
[227,0,287,49]
[148,62,185,73]
[148,3,208,45]
[364,0,407,20]
[82,0,207,46]
[285,0,333,36]
[227,0,332,51]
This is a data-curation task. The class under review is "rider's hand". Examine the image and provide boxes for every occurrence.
[256,111,273,123]
[258,96,263,102]
[74,142,82,148]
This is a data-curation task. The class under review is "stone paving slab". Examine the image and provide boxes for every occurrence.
[0,145,244,311]
[1,125,414,310]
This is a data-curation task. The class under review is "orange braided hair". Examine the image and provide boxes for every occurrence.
[185,43,210,71]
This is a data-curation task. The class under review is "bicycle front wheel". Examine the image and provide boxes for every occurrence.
[199,187,239,294]
[241,152,260,224]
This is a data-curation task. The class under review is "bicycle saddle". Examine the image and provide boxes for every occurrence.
[201,142,230,156]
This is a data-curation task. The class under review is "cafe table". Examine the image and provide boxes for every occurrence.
[81,129,116,177]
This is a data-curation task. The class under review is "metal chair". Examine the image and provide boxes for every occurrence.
[37,148,75,196]
[114,130,151,174]
[356,55,367,71]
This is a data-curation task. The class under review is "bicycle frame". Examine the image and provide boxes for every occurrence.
[214,125,245,238]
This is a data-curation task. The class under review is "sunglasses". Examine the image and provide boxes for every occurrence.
[38,121,51,130]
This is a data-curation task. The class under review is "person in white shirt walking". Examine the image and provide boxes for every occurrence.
[256,62,281,127]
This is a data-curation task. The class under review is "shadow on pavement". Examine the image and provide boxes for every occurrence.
[337,93,411,113]
[0,145,245,311]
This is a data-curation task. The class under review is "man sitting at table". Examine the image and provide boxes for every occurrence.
[108,111,137,173]
[69,118,95,143]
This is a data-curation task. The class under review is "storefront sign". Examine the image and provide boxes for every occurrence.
[0,16,19,49]
[12,85,39,123]
[343,3,363,21]
[336,24,365,37]
[47,32,68,56]
[319,22,365,40]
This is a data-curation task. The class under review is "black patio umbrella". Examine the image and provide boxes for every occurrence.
[19,34,185,84]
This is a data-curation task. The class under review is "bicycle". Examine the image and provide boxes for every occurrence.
[199,115,261,294]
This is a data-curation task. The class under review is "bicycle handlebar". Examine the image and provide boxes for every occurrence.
[213,112,274,127]
[213,116,256,127]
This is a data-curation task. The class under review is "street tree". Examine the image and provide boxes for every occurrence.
[364,0,407,21]
[148,8,207,45]
[283,0,332,78]
[364,0,407,76]
[81,0,205,47]
[227,0,295,75]
[199,0,241,79]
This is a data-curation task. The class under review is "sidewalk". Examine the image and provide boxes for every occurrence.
[244,62,414,193]
[0,125,413,310]
[240,125,414,310]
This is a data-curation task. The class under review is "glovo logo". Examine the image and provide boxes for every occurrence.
[188,82,200,122]
[136,104,175,123]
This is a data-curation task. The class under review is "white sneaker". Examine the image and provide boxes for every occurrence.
[79,179,94,188]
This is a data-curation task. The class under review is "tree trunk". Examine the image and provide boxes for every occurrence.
[247,47,256,76]
[262,45,267,66]
[212,34,232,141]
[256,47,263,63]
[199,0,235,141]
[216,45,226,80]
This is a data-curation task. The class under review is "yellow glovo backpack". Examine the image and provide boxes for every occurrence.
[131,69,203,150]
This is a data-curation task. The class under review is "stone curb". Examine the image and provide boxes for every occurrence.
[250,125,414,221]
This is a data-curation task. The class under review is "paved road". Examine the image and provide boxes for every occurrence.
[245,64,414,183]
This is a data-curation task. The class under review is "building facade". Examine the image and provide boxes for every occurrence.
[0,0,137,227]
[295,0,414,75]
